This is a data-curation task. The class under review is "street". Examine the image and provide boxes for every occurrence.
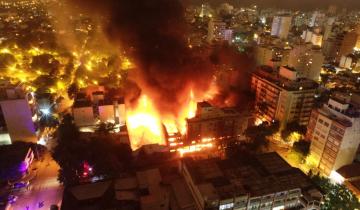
[8,153,63,210]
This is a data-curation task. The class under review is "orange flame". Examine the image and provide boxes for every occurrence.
[126,95,165,149]
[126,88,211,150]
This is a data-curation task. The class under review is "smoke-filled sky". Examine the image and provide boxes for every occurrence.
[186,0,360,10]
[67,0,217,116]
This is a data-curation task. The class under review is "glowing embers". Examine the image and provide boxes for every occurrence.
[126,95,166,150]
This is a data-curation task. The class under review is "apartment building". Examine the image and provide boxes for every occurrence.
[251,66,318,128]
[307,92,360,176]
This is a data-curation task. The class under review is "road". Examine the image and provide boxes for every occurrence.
[9,153,63,210]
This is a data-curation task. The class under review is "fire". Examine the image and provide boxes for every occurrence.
[126,95,165,149]
[126,88,200,150]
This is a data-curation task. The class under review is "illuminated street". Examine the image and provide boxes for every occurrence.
[8,153,63,210]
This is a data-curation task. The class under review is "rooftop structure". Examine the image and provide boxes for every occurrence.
[180,152,322,210]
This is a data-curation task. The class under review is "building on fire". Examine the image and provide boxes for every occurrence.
[186,102,252,143]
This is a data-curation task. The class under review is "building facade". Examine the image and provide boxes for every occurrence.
[180,153,322,210]
[271,15,292,39]
[251,66,318,128]
[307,93,360,176]
[0,82,36,143]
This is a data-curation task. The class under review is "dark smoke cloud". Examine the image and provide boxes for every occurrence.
[67,0,215,116]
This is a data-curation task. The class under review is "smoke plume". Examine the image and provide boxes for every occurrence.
[67,0,215,117]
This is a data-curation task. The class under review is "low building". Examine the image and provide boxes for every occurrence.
[251,66,318,128]
[307,92,360,176]
[62,168,169,210]
[0,143,34,181]
[335,163,360,198]
[72,88,126,131]
[180,152,323,210]
[0,81,37,143]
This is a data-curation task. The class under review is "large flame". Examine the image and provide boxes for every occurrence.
[126,95,166,149]
[126,88,199,150]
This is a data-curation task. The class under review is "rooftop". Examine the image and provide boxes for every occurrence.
[253,66,319,92]
[183,152,321,199]
[337,163,360,179]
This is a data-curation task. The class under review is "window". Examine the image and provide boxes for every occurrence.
[219,203,234,210]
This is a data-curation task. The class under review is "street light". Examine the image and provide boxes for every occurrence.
[40,108,50,116]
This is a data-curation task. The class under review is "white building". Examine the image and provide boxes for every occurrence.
[307,93,360,176]
[287,44,324,81]
[0,83,36,143]
[251,66,318,128]
[271,15,292,39]
[72,88,126,130]
[207,19,226,43]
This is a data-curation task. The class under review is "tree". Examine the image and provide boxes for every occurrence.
[311,174,360,210]
[52,114,133,186]
[293,140,310,157]
[281,121,306,143]
[67,83,78,99]
[243,121,279,153]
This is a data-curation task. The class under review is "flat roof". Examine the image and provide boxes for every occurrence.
[337,163,360,179]
[252,67,319,92]
[183,152,320,199]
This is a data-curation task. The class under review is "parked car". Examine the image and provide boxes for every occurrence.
[10,181,29,192]
[7,195,17,204]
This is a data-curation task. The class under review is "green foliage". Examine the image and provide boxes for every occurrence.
[0,53,16,70]
[281,121,306,141]
[52,114,132,186]
[293,140,310,157]
[311,174,360,210]
[242,121,279,153]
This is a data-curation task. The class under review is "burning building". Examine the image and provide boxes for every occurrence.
[186,102,252,143]
[65,0,253,151]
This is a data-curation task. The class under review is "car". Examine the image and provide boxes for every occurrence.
[12,181,29,189]
[0,195,18,206]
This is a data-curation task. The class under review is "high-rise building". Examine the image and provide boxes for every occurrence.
[255,45,274,66]
[309,11,326,27]
[186,102,251,143]
[207,19,227,43]
[288,44,325,81]
[338,31,358,61]
[251,66,318,128]
[271,15,292,39]
[180,153,323,210]
[307,92,360,176]
[322,36,342,60]
[0,82,36,143]
[323,17,335,41]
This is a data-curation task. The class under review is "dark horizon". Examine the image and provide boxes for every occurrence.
[185,0,360,10]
